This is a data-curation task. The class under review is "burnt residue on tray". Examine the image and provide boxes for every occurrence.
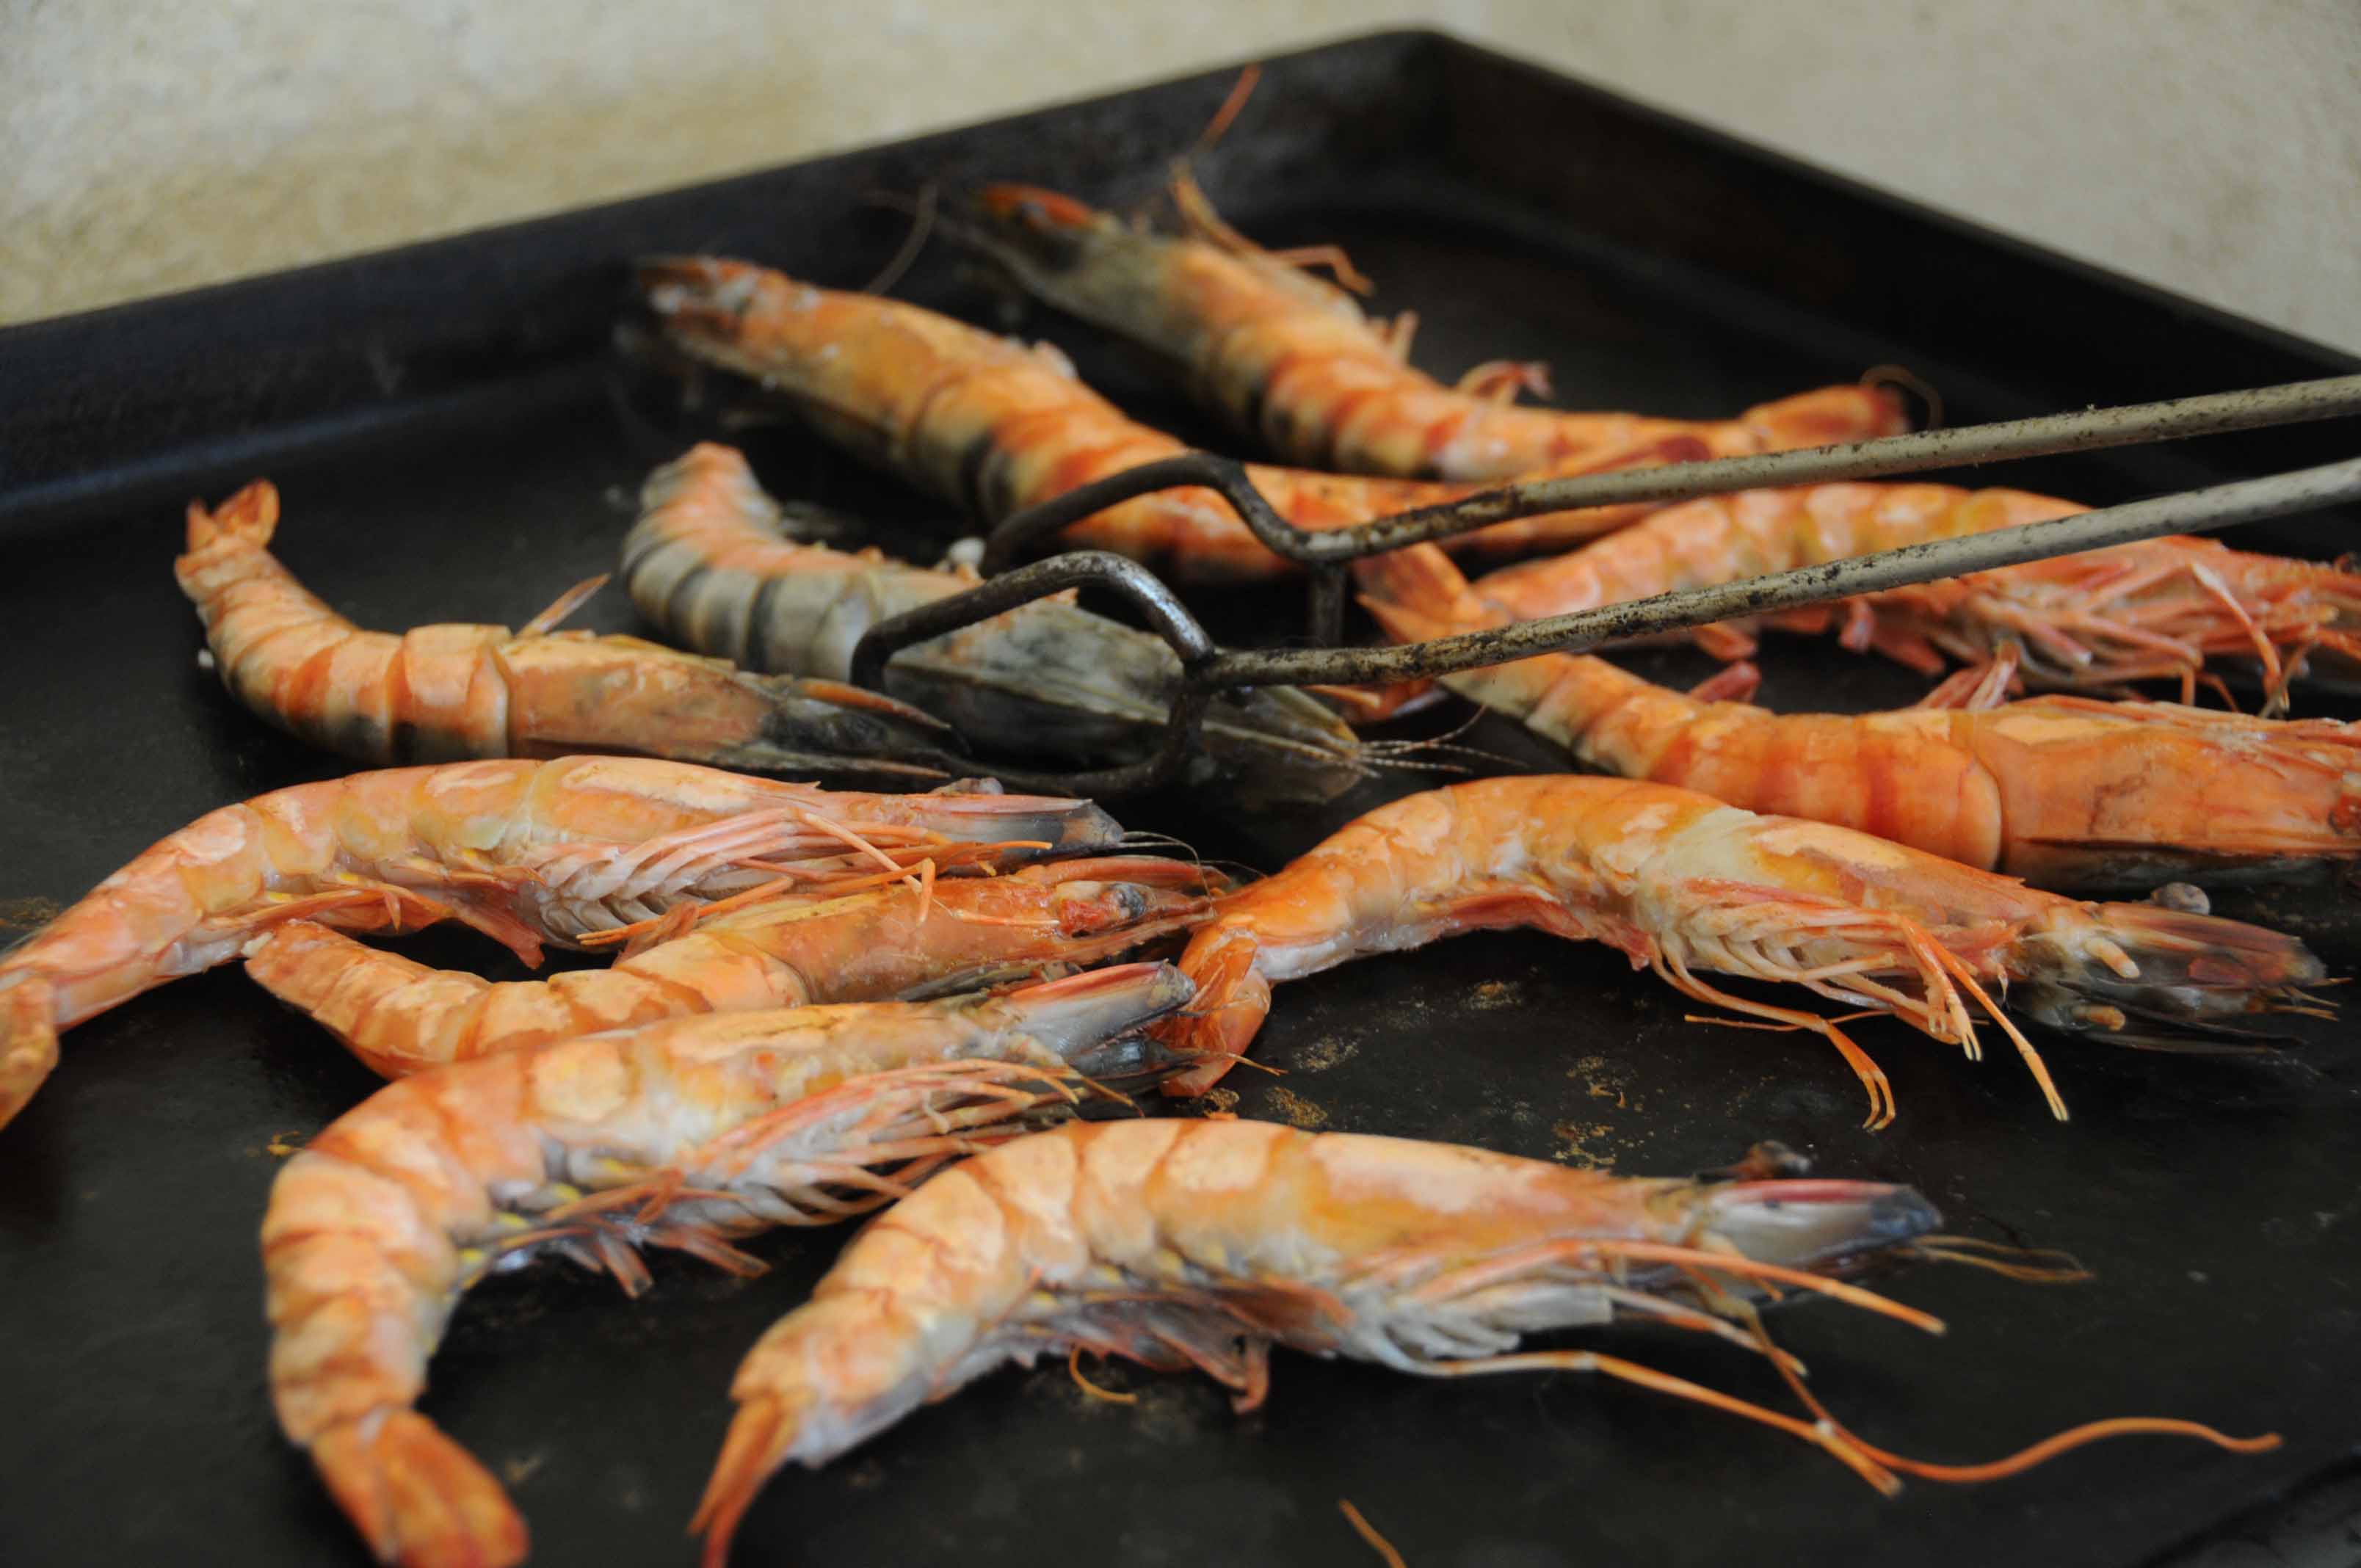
[2,29,2358,1568]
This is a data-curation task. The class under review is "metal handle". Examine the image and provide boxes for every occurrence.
[858,454,2361,798]
[1210,455,2361,688]
[978,375,2361,575]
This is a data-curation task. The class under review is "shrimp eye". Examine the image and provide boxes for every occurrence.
[976,186,1095,268]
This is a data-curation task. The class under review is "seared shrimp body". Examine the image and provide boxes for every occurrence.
[247,854,1218,1078]
[700,1119,2271,1565]
[637,257,1694,580]
[622,443,1368,802]
[963,181,1904,482]
[264,962,1192,1568]
[1165,776,2325,1123]
[1476,482,2361,703]
[1360,543,2361,890]
[177,480,958,782]
[697,1121,1939,1561]
[0,756,1118,1127]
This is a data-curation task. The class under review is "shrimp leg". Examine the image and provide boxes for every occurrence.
[1357,542,2361,891]
[1163,776,2324,1122]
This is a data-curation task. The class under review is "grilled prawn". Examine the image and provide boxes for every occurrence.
[961,180,1904,484]
[637,256,1702,581]
[1359,543,2361,890]
[621,443,1369,803]
[178,479,959,782]
[696,1119,2270,1564]
[1164,775,2326,1125]
[263,963,1192,1568]
[1474,482,2361,705]
[0,756,1117,1128]
[247,854,1218,1078]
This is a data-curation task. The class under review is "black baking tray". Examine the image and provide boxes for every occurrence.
[2,30,2356,1568]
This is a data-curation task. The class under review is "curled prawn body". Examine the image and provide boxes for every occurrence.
[636,257,1693,580]
[962,181,1905,484]
[1476,482,2361,703]
[262,962,1193,1568]
[697,1118,2269,1562]
[246,854,1220,1078]
[1360,543,2361,890]
[0,755,1120,1128]
[177,480,960,783]
[697,1121,1939,1561]
[622,443,1370,803]
[1163,775,2326,1125]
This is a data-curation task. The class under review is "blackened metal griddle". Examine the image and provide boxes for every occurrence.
[1,30,2356,1568]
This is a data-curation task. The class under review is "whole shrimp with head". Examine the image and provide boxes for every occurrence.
[960,178,1904,486]
[1163,775,2327,1127]
[637,255,1711,581]
[1357,542,2361,892]
[695,1119,2274,1564]
[177,479,961,783]
[247,853,1219,1078]
[1472,482,2361,707]
[263,961,1192,1568]
[0,755,1120,1128]
[620,442,1373,805]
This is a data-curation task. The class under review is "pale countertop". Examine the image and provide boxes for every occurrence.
[7,0,2357,353]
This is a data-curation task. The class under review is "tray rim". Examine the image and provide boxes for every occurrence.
[4,23,2352,523]
[0,26,2353,1566]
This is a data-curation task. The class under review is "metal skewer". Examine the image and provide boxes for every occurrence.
[979,374,2361,573]
[857,452,2361,799]
[976,374,2361,644]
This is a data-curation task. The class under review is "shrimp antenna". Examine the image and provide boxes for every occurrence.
[1906,1235,2093,1285]
[1196,63,1262,154]
[1163,1034,1288,1077]
[1068,1347,1140,1405]
[1860,363,1946,430]
[860,181,940,297]
[1117,828,1209,866]
[1337,1500,1407,1568]
[1740,1310,2279,1484]
[1354,704,1526,772]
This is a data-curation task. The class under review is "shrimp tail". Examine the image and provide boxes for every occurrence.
[1352,541,1495,630]
[2015,899,2329,1039]
[1159,928,1272,1096]
[311,1409,528,1568]
[692,1393,807,1568]
[0,977,58,1130]
[186,479,279,550]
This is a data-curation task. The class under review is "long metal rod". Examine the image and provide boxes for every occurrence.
[1211,455,2361,686]
[979,375,2361,572]
[854,456,2361,799]
[849,550,1213,691]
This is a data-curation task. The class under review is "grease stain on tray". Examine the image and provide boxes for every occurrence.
[1263,1086,1331,1129]
[1552,1119,1617,1169]
[1567,1054,1637,1111]
[0,894,62,928]
[1465,979,1523,1010]
[1289,1034,1357,1072]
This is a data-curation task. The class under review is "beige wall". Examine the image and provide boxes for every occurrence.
[7,0,2357,352]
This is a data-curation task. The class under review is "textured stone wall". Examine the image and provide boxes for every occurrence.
[7,0,2355,350]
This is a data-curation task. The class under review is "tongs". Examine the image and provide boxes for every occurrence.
[852,376,2361,798]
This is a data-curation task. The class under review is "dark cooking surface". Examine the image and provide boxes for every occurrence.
[1,31,2356,1568]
